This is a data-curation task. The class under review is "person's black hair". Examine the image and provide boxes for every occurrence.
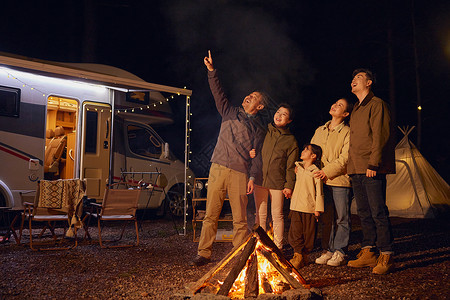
[303,143,322,168]
[352,68,376,86]
[277,102,295,120]
[339,97,354,124]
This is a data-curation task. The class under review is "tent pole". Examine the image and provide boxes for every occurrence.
[405,129,435,217]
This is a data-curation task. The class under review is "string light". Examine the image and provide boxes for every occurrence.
[1,68,194,187]
[1,69,47,97]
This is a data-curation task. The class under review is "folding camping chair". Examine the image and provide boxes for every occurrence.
[85,182,141,248]
[25,179,86,251]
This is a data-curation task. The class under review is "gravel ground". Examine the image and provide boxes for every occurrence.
[0,212,449,300]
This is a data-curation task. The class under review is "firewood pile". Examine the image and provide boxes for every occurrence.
[188,224,322,299]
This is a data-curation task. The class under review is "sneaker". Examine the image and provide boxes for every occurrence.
[315,250,333,265]
[290,252,308,269]
[372,253,394,275]
[327,251,345,266]
[190,255,211,266]
[347,248,377,268]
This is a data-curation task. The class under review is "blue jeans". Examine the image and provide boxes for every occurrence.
[351,174,393,252]
[326,186,352,254]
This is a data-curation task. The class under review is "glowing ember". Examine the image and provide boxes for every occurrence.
[227,241,292,298]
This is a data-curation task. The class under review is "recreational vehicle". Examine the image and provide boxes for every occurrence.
[0,53,194,217]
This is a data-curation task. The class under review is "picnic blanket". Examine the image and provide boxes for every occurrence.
[35,179,86,237]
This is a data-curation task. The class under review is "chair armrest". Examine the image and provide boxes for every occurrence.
[23,202,34,215]
[108,181,141,189]
[85,202,102,215]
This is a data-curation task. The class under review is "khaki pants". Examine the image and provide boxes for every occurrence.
[198,163,249,258]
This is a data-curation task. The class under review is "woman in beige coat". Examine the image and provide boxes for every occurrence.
[311,98,354,267]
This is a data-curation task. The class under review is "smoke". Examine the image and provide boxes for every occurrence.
[163,0,314,104]
[160,0,316,176]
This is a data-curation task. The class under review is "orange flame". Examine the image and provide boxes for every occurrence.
[227,241,292,298]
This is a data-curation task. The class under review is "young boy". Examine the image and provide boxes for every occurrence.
[288,144,324,269]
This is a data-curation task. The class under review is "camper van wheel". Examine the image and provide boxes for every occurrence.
[165,184,192,219]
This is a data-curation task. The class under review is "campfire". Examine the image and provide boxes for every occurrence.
[189,224,314,298]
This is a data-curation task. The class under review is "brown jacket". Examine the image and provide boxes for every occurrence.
[347,91,396,175]
[311,121,351,187]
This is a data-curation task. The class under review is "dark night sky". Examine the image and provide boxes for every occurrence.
[1,0,449,181]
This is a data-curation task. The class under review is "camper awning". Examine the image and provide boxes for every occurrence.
[0,52,192,96]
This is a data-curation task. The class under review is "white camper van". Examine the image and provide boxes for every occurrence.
[0,53,194,217]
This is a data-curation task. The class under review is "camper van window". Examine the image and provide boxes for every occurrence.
[127,125,162,159]
[0,86,21,118]
[85,111,98,153]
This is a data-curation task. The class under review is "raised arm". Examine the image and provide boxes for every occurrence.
[206,51,235,117]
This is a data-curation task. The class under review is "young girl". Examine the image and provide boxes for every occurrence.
[288,143,324,269]
[251,103,299,249]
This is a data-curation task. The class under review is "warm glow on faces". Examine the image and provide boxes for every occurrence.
[273,107,292,128]
[300,145,315,161]
[351,72,372,93]
[242,92,263,115]
[329,99,349,118]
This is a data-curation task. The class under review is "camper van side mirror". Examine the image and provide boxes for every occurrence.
[164,142,169,159]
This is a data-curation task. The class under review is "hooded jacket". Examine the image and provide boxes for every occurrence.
[290,161,324,213]
[260,123,299,190]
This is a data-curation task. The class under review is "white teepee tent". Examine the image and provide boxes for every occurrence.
[385,126,450,218]
[351,126,450,218]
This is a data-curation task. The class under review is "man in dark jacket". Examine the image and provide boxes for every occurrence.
[347,68,396,275]
[191,51,267,266]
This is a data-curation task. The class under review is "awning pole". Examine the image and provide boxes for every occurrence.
[183,94,191,236]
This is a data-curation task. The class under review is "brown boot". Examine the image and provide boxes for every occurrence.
[290,252,306,269]
[347,248,377,268]
[372,253,394,275]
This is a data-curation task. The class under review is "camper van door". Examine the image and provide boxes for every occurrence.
[80,102,112,201]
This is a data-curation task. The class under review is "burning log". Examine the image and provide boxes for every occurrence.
[252,224,308,286]
[189,234,252,294]
[258,247,303,289]
[261,275,273,293]
[217,236,257,296]
[244,253,259,298]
